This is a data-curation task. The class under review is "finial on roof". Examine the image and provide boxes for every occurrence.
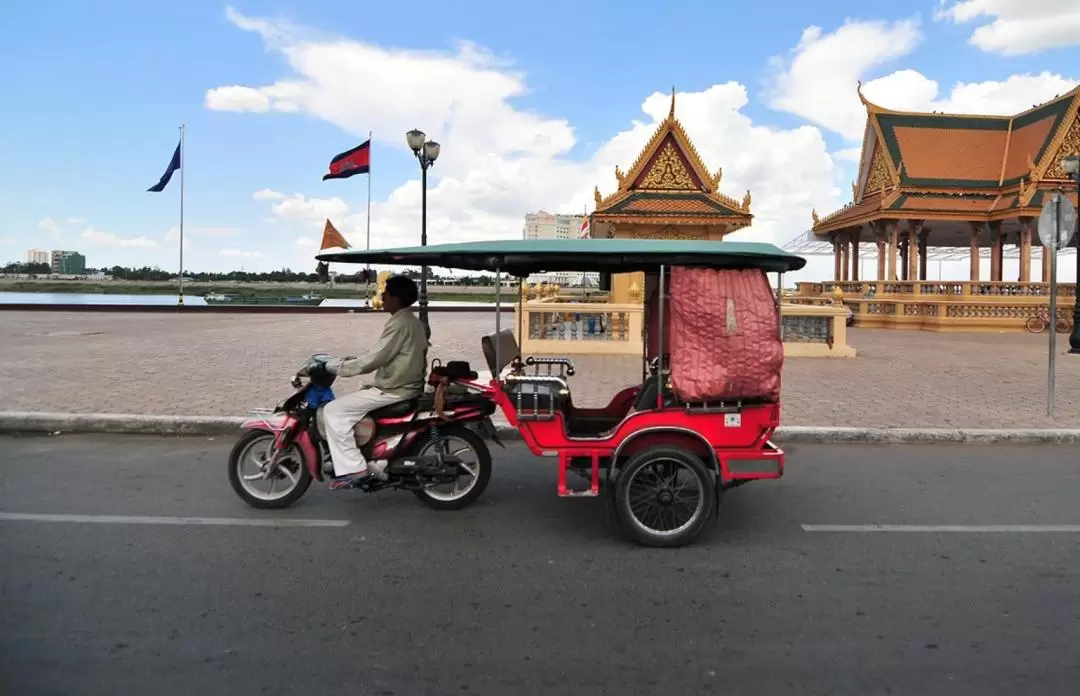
[856,80,868,106]
[669,86,676,119]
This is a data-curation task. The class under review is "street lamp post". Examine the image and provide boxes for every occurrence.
[1064,154,1080,354]
[405,129,441,339]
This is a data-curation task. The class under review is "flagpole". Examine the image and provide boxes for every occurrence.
[178,123,186,305]
[366,130,372,253]
[364,130,372,305]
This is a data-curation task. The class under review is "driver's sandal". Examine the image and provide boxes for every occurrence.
[329,471,372,490]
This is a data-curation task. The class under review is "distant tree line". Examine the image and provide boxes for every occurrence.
[3,262,51,275]
[2,261,501,285]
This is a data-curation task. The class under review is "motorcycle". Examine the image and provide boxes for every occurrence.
[227,354,501,511]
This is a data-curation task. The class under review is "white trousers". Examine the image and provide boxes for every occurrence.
[323,386,404,476]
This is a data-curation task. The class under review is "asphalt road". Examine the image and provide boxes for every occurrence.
[3,434,1080,696]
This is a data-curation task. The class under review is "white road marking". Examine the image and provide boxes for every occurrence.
[802,524,1080,533]
[0,512,350,528]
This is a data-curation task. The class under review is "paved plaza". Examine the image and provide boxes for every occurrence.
[2,310,1079,428]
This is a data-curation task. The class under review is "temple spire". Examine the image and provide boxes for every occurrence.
[669,86,676,119]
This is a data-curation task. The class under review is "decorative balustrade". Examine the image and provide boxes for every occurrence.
[797,280,1077,298]
[795,279,1078,332]
[851,296,1076,331]
[514,301,855,357]
[515,302,644,355]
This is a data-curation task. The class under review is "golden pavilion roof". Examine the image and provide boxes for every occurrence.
[593,88,752,229]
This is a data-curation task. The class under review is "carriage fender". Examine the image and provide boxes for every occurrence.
[608,427,720,477]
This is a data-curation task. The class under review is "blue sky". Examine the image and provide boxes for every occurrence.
[1,0,1078,279]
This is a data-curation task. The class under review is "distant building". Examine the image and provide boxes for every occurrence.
[27,249,50,265]
[51,250,86,275]
[522,211,598,286]
[522,211,585,241]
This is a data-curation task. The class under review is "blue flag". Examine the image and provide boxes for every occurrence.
[147,140,181,192]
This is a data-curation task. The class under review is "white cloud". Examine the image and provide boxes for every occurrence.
[832,148,863,163]
[66,217,86,224]
[38,217,62,240]
[269,192,348,226]
[82,227,160,249]
[220,248,264,259]
[766,18,923,140]
[296,236,317,248]
[935,0,1080,56]
[767,19,1079,140]
[206,85,273,112]
[0,236,14,245]
[216,8,845,257]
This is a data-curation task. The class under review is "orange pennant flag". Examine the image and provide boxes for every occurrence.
[319,219,351,250]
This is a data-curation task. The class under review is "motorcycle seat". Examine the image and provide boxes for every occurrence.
[369,399,418,420]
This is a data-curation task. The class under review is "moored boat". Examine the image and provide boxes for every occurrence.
[203,292,323,306]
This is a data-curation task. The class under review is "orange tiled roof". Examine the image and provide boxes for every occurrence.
[811,84,1079,236]
[865,85,1077,189]
[594,191,750,219]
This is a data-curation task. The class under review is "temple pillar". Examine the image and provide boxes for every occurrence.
[918,228,930,281]
[899,235,909,281]
[1041,243,1053,282]
[989,221,1003,281]
[875,223,887,281]
[1019,217,1033,282]
[907,221,921,282]
[969,222,982,282]
[840,231,850,282]
[832,236,842,281]
[887,221,899,281]
[851,227,861,282]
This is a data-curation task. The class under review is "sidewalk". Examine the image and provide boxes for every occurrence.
[2,311,1079,428]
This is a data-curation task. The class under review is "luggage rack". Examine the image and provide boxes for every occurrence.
[503,373,568,421]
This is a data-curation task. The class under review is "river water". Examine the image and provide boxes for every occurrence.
[0,292,495,307]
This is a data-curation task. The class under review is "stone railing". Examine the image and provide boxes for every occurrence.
[514,301,854,357]
[797,280,1078,298]
[850,297,1076,332]
[514,302,644,355]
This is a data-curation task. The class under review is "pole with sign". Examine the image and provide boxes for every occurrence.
[1037,191,1078,417]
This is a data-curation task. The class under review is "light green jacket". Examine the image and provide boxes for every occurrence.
[332,309,427,398]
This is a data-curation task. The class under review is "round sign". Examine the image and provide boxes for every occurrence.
[1038,193,1077,251]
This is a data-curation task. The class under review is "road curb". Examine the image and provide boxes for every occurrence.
[2,412,1080,444]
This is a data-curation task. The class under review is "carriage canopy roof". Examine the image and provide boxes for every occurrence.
[317,239,806,276]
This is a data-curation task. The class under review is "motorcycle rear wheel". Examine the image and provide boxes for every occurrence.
[410,425,492,511]
[228,429,313,509]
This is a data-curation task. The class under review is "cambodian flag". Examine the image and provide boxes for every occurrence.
[323,140,371,181]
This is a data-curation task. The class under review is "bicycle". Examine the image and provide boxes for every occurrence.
[1026,306,1073,334]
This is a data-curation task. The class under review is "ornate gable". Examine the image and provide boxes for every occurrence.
[633,136,703,191]
[594,87,750,219]
[1041,108,1079,180]
[865,143,893,194]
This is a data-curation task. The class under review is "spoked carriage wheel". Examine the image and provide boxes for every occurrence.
[1025,315,1047,334]
[614,446,716,548]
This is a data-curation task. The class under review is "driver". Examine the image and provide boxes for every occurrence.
[322,274,428,490]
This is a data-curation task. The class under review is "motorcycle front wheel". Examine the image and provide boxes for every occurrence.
[228,429,313,509]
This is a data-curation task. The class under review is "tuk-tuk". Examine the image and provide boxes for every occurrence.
[312,238,806,547]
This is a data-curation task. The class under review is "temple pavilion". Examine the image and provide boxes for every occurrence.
[589,88,753,304]
[790,84,1079,284]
